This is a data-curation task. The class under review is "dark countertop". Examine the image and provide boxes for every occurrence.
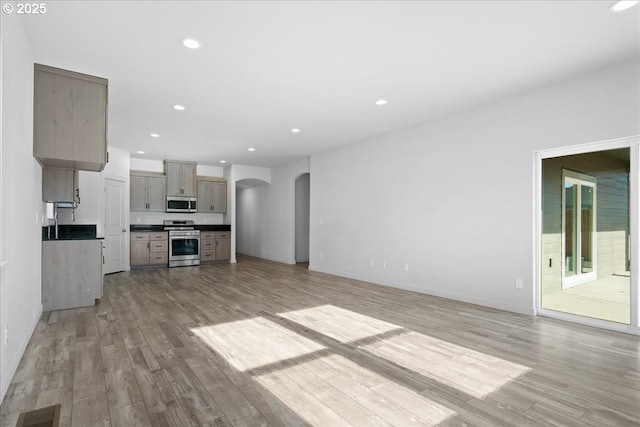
[130,224,231,232]
[42,224,103,241]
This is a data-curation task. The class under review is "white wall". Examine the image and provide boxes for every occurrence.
[309,58,640,315]
[295,173,310,262]
[236,159,310,263]
[0,14,44,401]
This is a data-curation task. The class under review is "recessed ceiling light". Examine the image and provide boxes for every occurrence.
[220,160,227,164]
[150,133,160,138]
[375,99,388,106]
[181,38,201,49]
[248,148,256,152]
[609,0,638,11]
[291,128,301,133]
[173,104,185,111]
[136,150,145,154]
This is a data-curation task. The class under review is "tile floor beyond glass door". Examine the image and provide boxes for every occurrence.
[542,273,630,324]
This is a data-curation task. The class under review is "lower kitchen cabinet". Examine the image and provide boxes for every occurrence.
[131,232,168,267]
[200,231,230,263]
[42,239,103,311]
[215,231,231,260]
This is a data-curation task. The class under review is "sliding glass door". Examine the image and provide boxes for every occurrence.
[539,141,637,329]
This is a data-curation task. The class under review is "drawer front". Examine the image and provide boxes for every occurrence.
[131,233,149,241]
[149,232,168,241]
[150,241,167,252]
[201,240,215,250]
[201,231,216,239]
[149,252,168,265]
[216,232,230,239]
[201,249,216,261]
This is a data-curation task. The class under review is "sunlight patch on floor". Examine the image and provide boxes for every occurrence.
[277,304,403,343]
[362,331,531,399]
[191,317,325,371]
[255,354,456,426]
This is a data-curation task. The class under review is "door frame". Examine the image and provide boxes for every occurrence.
[534,135,640,335]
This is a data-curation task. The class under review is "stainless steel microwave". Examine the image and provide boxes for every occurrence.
[166,196,197,213]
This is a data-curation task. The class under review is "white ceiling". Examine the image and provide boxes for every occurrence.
[20,1,640,168]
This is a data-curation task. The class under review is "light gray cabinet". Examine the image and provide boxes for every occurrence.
[164,160,197,197]
[42,168,79,203]
[130,232,168,267]
[200,231,230,262]
[33,64,108,172]
[130,173,166,212]
[42,239,103,311]
[197,179,227,213]
[215,231,231,260]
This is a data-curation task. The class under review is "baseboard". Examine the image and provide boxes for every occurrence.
[308,265,535,316]
[236,251,295,265]
[0,304,43,402]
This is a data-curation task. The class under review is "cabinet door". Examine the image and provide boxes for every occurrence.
[211,182,227,213]
[215,238,231,260]
[197,181,214,213]
[181,163,197,196]
[146,177,166,212]
[130,176,148,211]
[42,240,102,311]
[130,240,150,266]
[34,65,108,171]
[42,168,76,202]
[165,162,183,196]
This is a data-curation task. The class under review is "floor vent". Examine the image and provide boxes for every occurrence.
[16,404,60,427]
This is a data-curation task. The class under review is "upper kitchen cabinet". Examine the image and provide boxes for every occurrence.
[164,160,197,197]
[197,177,227,213]
[42,167,79,203]
[33,64,108,172]
[130,172,166,212]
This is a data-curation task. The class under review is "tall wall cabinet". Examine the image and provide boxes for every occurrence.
[33,64,108,172]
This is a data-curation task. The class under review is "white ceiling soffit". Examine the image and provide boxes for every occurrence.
[19,1,640,167]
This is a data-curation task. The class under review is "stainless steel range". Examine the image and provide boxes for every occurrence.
[164,220,200,267]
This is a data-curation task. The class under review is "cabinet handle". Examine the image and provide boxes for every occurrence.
[211,205,213,211]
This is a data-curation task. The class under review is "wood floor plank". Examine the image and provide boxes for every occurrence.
[1,256,638,427]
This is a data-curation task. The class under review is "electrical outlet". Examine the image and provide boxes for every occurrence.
[370,259,375,267]
[403,263,409,272]
[320,252,324,259]
[515,278,523,289]
[382,261,386,269]
[136,217,141,224]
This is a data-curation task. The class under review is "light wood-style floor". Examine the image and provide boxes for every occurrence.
[1,256,639,426]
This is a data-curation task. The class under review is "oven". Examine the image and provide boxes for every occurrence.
[164,220,200,267]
